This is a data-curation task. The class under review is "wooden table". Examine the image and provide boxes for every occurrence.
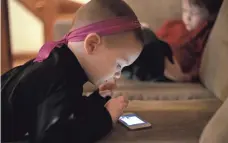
[99,110,214,143]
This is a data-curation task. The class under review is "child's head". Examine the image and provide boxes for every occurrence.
[182,0,223,31]
[68,0,143,85]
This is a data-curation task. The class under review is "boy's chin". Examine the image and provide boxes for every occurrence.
[185,25,195,31]
[185,25,192,31]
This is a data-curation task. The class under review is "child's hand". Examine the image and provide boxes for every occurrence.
[98,79,117,98]
[105,96,129,123]
[164,57,191,82]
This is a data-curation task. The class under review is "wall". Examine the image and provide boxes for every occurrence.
[124,0,182,30]
[8,0,44,54]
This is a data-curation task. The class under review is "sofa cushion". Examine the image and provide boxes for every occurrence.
[125,99,221,112]
[108,78,214,100]
[200,97,228,143]
[114,87,213,101]
[200,0,228,101]
[84,79,216,101]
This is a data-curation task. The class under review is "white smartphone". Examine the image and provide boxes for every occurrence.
[118,112,152,130]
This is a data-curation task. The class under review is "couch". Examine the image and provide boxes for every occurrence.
[98,0,228,142]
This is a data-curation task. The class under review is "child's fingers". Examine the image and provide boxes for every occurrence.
[106,82,117,89]
[117,95,129,104]
[123,95,129,104]
[122,102,128,109]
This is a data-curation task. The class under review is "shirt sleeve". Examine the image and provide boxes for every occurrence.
[33,89,113,143]
[156,21,170,39]
[185,38,206,80]
[186,55,202,80]
[87,89,111,106]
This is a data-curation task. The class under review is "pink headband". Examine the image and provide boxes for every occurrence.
[34,16,141,62]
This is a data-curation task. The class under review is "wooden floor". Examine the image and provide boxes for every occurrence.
[100,110,214,143]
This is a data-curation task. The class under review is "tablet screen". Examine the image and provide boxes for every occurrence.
[119,114,146,126]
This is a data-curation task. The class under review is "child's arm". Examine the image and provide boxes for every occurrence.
[156,20,180,39]
[87,80,116,105]
[156,21,170,39]
[164,55,203,82]
[164,57,192,82]
[183,60,201,81]
[87,89,111,105]
[34,90,113,143]
[178,52,203,81]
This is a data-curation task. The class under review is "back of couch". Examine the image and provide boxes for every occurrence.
[199,0,228,102]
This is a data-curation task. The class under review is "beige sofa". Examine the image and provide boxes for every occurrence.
[97,0,228,142]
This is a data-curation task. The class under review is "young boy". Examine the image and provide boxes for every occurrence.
[158,0,223,82]
[1,0,143,143]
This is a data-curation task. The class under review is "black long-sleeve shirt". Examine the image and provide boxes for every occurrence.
[1,44,113,143]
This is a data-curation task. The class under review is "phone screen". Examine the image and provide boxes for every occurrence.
[119,114,146,126]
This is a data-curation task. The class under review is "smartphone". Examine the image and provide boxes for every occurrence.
[118,112,152,130]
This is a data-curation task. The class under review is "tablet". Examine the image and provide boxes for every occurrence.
[118,112,152,130]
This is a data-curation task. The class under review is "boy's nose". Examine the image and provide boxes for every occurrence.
[187,17,191,22]
[186,13,191,21]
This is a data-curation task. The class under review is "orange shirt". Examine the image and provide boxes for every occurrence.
[156,20,211,76]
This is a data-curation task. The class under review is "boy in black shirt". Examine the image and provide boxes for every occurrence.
[1,0,143,142]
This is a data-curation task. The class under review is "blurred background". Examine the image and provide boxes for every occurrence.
[1,0,90,74]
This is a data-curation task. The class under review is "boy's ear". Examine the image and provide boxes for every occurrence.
[84,33,101,55]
